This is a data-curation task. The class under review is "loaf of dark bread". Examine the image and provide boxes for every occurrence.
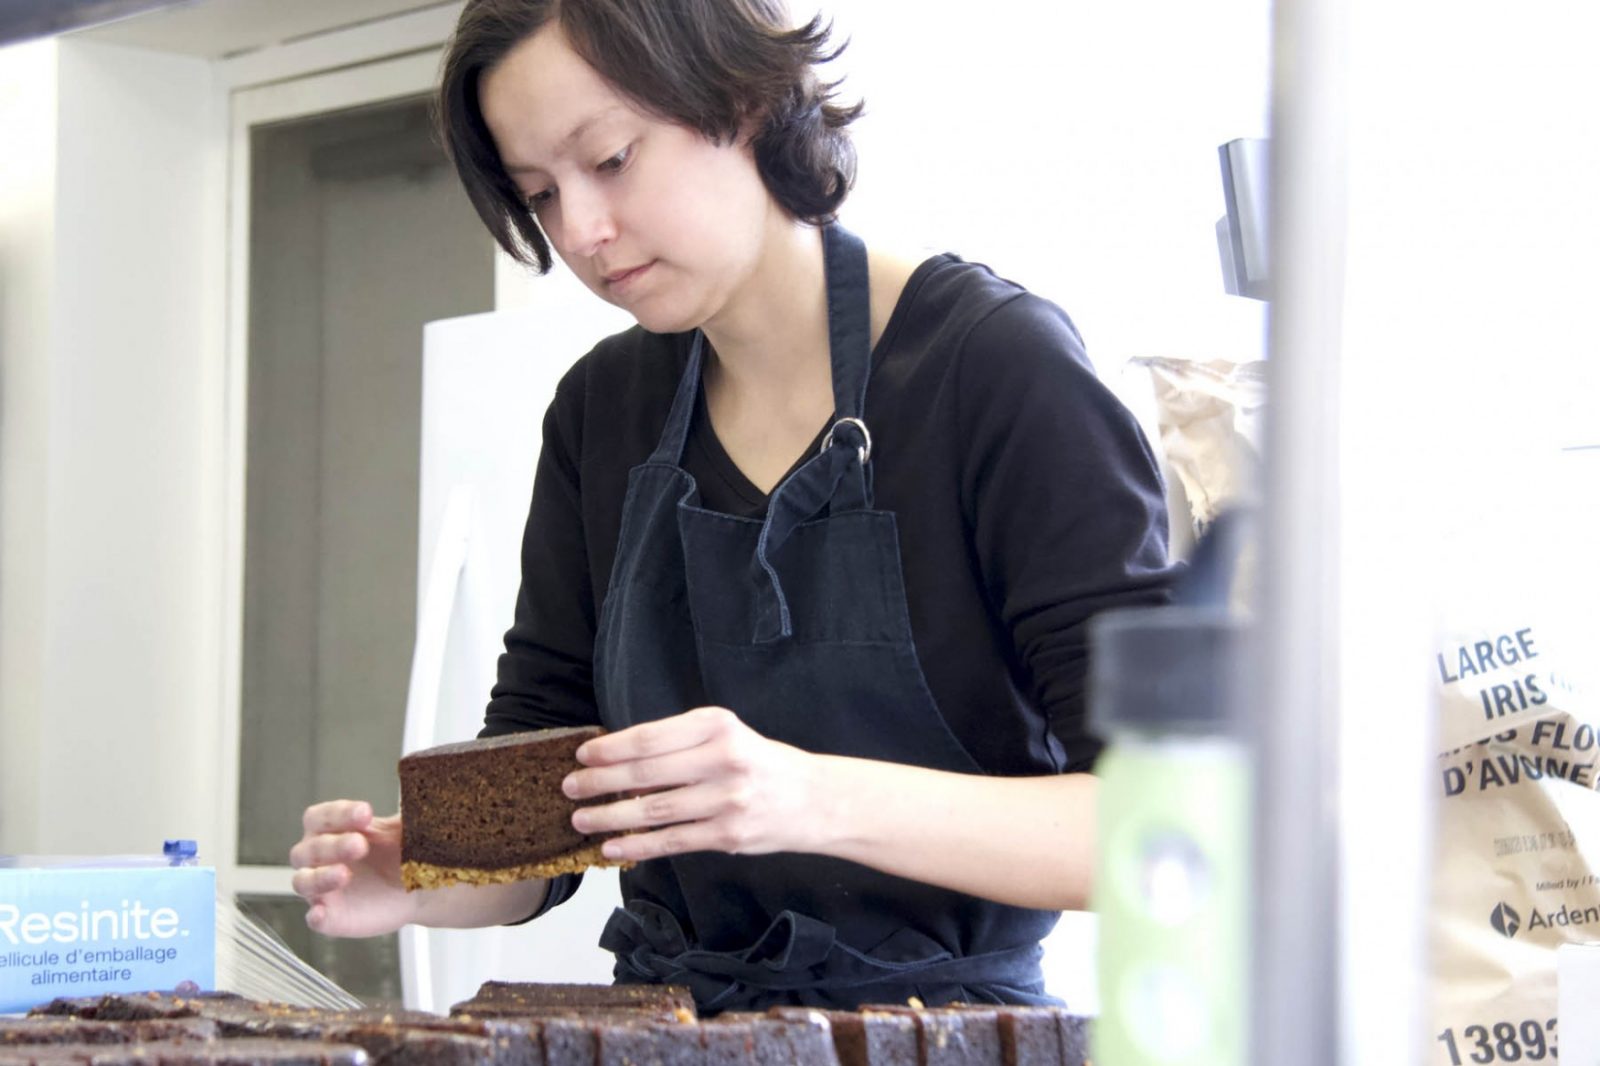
[770,1008,920,1066]
[0,1038,369,1065]
[450,981,695,1020]
[0,1019,218,1047]
[399,726,626,890]
[15,986,1092,1065]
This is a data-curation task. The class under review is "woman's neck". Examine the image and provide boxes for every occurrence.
[699,217,830,402]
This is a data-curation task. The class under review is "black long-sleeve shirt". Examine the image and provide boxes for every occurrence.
[482,251,1177,781]
[482,252,1179,918]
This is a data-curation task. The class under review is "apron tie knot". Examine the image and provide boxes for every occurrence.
[821,417,872,466]
[599,900,1049,1013]
[750,418,874,642]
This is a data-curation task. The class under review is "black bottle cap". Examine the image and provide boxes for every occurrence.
[1089,605,1244,735]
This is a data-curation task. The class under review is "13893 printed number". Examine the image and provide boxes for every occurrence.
[1438,1019,1557,1063]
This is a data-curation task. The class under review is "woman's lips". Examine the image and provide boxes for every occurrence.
[604,261,654,291]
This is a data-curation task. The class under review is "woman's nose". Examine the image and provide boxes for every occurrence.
[552,185,617,259]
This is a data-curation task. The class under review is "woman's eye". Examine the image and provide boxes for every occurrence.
[525,188,554,211]
[597,145,633,174]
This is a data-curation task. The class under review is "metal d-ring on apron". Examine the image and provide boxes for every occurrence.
[591,223,1061,1013]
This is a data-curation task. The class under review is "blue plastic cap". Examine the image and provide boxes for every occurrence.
[163,839,198,859]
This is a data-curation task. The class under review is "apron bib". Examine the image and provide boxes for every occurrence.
[592,224,1060,1013]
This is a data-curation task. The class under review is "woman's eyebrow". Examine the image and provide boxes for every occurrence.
[504,105,628,175]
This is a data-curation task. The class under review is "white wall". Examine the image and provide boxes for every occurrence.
[0,38,59,855]
[828,1,1273,372]
[0,37,226,858]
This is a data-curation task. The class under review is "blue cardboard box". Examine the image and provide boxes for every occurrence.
[0,852,215,1014]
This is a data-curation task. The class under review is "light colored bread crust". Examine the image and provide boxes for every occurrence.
[400,844,632,891]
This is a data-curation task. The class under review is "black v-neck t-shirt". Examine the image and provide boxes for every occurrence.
[685,388,827,519]
[483,252,1177,780]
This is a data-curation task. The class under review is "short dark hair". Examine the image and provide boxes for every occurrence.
[437,0,863,273]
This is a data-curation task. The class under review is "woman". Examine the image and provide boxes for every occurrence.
[290,0,1176,1012]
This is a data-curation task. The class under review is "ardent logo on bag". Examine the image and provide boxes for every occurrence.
[1491,902,1521,938]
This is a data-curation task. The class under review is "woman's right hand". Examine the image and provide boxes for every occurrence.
[289,800,416,937]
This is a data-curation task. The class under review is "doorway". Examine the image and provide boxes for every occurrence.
[226,55,494,1004]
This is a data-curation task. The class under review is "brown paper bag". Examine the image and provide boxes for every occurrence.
[1432,613,1599,1064]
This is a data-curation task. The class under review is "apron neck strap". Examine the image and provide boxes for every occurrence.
[643,223,877,643]
[822,222,872,422]
[646,222,873,469]
[649,330,707,466]
[749,224,875,640]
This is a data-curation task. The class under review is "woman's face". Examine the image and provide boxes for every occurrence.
[480,25,776,334]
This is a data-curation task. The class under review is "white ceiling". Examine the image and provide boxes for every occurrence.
[74,0,457,58]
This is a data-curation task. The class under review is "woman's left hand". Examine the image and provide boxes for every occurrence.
[565,705,1097,909]
[563,706,829,863]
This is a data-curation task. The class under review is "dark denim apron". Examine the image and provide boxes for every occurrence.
[592,224,1060,1013]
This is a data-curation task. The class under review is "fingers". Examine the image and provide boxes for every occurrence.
[290,863,351,900]
[564,709,786,861]
[292,802,376,908]
[288,830,369,871]
[572,779,746,836]
[594,817,763,864]
[563,741,735,801]
[575,706,740,766]
[567,707,751,799]
[301,799,373,835]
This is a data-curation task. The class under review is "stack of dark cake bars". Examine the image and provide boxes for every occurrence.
[1,985,1091,1065]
